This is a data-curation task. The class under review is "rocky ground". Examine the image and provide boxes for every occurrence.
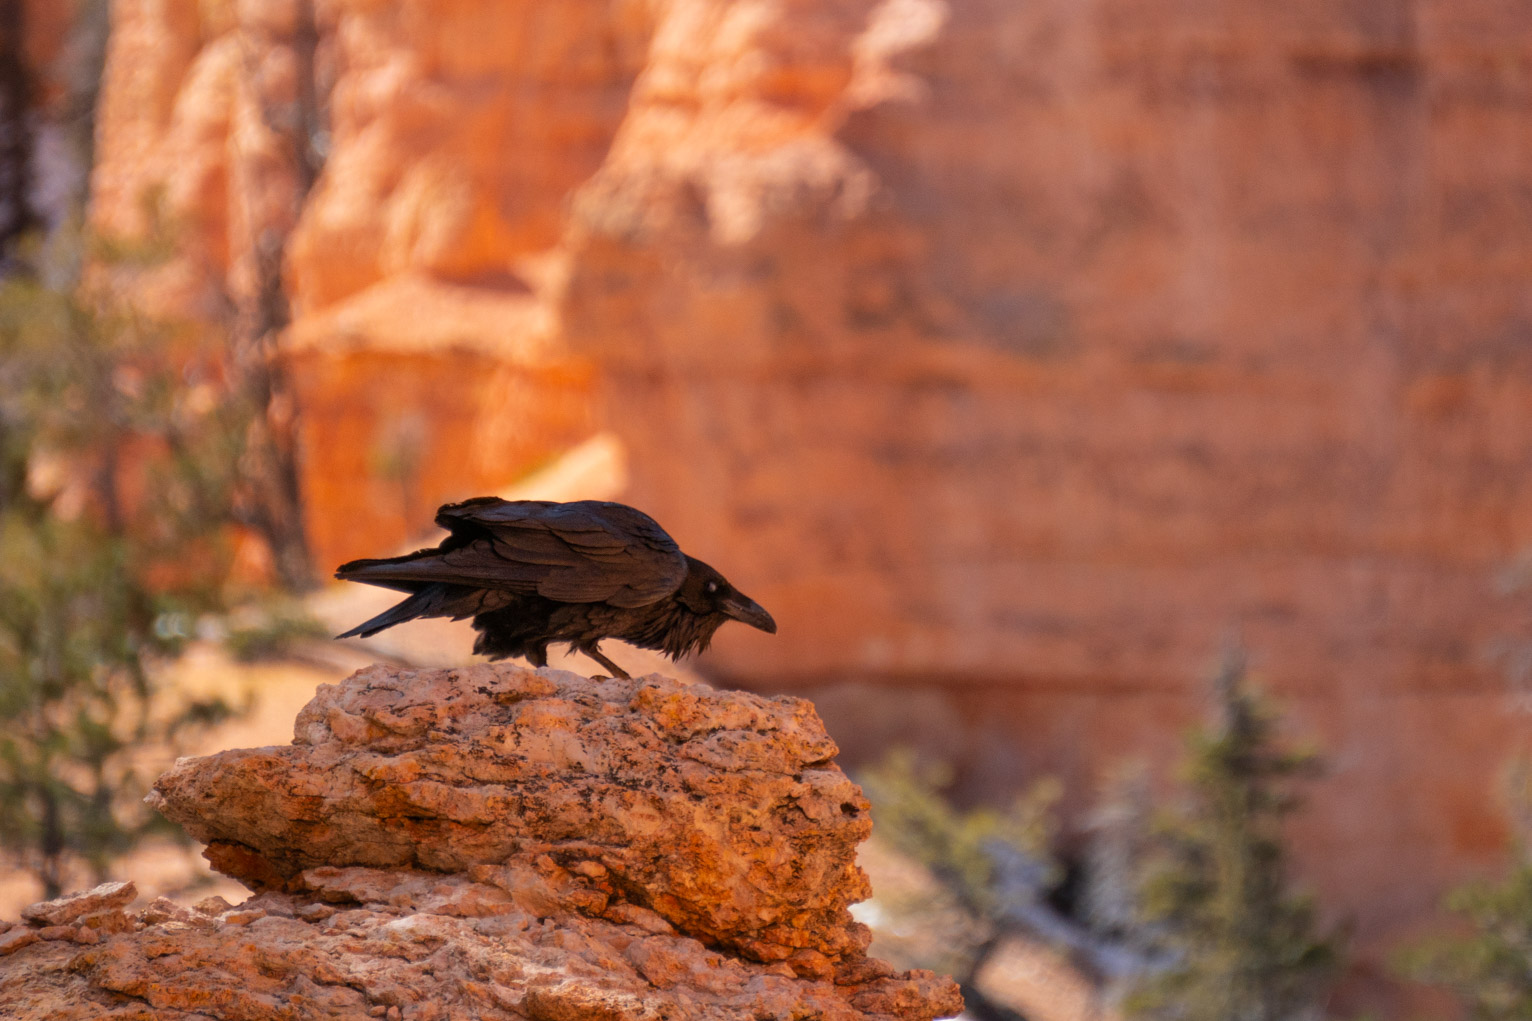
[0,663,962,1020]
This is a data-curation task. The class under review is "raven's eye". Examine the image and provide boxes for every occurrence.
[704,580,719,595]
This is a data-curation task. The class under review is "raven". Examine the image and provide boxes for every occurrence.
[334,498,777,678]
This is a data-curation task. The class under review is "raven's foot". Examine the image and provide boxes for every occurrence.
[582,645,631,680]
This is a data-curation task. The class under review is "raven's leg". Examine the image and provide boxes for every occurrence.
[580,643,631,680]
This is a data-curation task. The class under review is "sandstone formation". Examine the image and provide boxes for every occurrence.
[89,0,611,569]
[0,664,962,1020]
[151,664,871,964]
[84,0,1532,1005]
[554,0,1532,985]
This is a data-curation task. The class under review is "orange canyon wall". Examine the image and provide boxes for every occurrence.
[89,0,1532,1000]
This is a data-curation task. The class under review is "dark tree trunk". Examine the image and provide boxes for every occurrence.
[232,0,329,590]
[0,0,36,264]
[38,782,63,900]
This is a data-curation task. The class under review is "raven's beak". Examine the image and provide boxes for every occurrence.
[722,593,777,634]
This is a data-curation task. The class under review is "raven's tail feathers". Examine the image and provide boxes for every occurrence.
[335,584,455,640]
[334,552,447,593]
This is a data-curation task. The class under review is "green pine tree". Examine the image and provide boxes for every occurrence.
[1399,762,1532,1021]
[0,264,244,897]
[859,749,1062,995]
[1126,656,1341,1021]
[861,749,1061,923]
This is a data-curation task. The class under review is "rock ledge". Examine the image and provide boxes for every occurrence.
[0,664,962,1021]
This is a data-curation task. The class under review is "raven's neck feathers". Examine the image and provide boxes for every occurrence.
[624,599,726,660]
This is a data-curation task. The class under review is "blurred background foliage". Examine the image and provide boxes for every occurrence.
[860,748,1063,998]
[0,255,251,897]
[861,663,1347,1021]
[1398,763,1532,1021]
[1123,661,1339,1021]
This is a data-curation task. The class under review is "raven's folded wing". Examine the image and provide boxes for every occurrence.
[336,499,688,607]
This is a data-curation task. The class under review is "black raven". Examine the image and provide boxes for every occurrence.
[334,497,777,678]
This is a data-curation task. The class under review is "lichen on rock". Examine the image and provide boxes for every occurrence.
[0,664,962,1021]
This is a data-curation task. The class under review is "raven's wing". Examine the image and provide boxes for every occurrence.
[335,499,688,608]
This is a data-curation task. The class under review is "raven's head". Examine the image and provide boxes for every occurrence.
[676,556,778,635]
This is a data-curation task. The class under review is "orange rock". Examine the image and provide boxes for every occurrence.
[280,275,596,569]
[285,0,652,313]
[149,663,874,963]
[88,0,626,568]
[20,881,136,928]
[0,927,39,957]
[0,664,962,1020]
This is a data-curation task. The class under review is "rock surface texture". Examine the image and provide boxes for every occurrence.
[0,664,962,1021]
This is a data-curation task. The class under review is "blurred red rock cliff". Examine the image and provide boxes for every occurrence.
[86,0,1532,1004]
